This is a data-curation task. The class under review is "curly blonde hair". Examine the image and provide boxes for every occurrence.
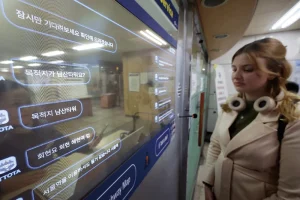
[221,38,300,122]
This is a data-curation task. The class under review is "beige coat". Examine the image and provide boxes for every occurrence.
[202,107,300,200]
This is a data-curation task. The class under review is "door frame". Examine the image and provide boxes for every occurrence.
[176,1,194,199]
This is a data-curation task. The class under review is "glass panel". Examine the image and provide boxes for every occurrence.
[0,1,176,199]
[186,52,205,200]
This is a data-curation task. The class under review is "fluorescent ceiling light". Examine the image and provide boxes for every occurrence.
[19,56,38,61]
[271,1,300,30]
[72,43,103,51]
[28,63,41,67]
[0,60,13,64]
[1,68,9,72]
[13,65,24,69]
[282,11,300,28]
[50,60,64,64]
[140,31,163,46]
[145,30,167,45]
[42,50,65,57]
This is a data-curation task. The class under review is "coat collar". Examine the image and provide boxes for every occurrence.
[220,110,280,157]
[257,110,281,123]
[219,111,237,149]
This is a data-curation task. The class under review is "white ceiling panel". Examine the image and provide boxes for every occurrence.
[244,0,300,36]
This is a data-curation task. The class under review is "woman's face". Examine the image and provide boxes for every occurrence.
[232,53,269,96]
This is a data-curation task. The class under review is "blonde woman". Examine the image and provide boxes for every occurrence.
[203,38,300,200]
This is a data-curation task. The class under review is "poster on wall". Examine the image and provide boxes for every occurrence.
[129,73,140,92]
[140,72,148,84]
[214,64,229,113]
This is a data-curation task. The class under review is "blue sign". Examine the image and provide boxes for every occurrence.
[96,165,136,200]
[155,128,170,157]
[155,0,179,29]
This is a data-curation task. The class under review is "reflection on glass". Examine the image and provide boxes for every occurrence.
[0,0,177,199]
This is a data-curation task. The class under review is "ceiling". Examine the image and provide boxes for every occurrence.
[245,0,300,36]
[196,0,300,60]
[196,0,258,60]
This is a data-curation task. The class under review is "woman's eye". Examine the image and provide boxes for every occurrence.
[244,66,254,72]
[244,69,253,72]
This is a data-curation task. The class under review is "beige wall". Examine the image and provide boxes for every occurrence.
[122,48,176,123]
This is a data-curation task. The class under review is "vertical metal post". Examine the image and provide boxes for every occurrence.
[175,0,194,199]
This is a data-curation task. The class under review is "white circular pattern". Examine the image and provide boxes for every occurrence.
[228,97,246,111]
[253,96,276,113]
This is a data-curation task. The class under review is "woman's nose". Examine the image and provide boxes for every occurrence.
[233,70,242,79]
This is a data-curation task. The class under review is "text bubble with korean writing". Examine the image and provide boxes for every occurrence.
[18,99,83,129]
[31,139,121,200]
[25,127,96,169]
[10,60,91,86]
[0,0,117,53]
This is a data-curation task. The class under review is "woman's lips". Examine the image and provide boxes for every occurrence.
[234,82,245,86]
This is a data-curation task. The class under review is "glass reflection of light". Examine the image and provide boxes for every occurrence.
[140,30,163,46]
[0,60,14,64]
[13,65,24,69]
[28,63,41,67]
[50,60,64,64]
[1,68,9,72]
[145,30,167,45]
[42,50,65,57]
[19,56,38,61]
[73,43,104,51]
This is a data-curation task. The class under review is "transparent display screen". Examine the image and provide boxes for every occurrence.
[0,0,176,199]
